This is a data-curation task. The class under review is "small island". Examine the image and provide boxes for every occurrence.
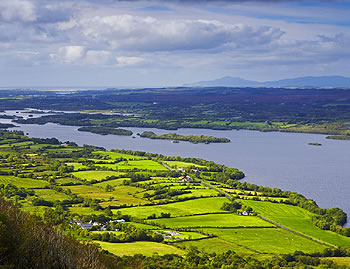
[77,126,133,136]
[140,131,230,144]
[0,123,16,129]
[308,142,322,146]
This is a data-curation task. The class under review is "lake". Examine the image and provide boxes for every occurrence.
[1,110,350,225]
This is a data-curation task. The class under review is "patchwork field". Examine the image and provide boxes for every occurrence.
[1,131,349,264]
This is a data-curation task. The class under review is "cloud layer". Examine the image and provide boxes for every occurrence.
[0,0,349,86]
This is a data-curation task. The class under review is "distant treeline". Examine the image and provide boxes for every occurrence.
[78,126,133,136]
[0,123,15,129]
[326,134,350,140]
[140,131,230,144]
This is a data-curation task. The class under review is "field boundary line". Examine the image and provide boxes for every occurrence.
[200,179,338,249]
[257,215,337,248]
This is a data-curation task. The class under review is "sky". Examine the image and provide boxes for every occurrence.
[1,0,350,87]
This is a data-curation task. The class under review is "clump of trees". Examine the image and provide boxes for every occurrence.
[90,223,163,243]
[0,183,34,199]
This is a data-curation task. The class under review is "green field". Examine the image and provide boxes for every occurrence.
[71,170,125,181]
[150,213,275,228]
[65,162,89,171]
[174,237,255,254]
[34,189,71,201]
[95,241,185,256]
[94,178,129,188]
[128,222,161,230]
[163,161,206,169]
[201,228,327,254]
[116,197,228,218]
[0,141,33,148]
[69,206,104,216]
[324,257,350,267]
[93,151,144,160]
[64,184,147,206]
[95,160,168,171]
[166,231,209,241]
[240,200,350,247]
[0,175,48,188]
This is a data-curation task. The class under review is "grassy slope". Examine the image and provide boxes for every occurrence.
[201,228,327,254]
[240,200,350,247]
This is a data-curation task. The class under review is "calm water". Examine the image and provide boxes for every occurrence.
[2,110,350,225]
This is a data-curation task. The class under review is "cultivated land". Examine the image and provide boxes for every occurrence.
[0,129,349,267]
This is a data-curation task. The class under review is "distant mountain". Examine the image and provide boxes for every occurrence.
[187,76,259,87]
[186,76,350,88]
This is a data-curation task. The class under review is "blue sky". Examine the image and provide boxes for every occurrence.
[1,0,350,87]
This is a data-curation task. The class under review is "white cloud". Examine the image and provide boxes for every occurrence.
[74,14,284,52]
[0,0,36,22]
[58,46,86,63]
[116,56,145,66]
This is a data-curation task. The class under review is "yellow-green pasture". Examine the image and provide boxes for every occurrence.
[95,241,185,256]
[0,175,48,188]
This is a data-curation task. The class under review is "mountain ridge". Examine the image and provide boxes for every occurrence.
[186,76,350,87]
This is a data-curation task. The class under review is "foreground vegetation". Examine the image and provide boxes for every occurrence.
[0,129,350,268]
